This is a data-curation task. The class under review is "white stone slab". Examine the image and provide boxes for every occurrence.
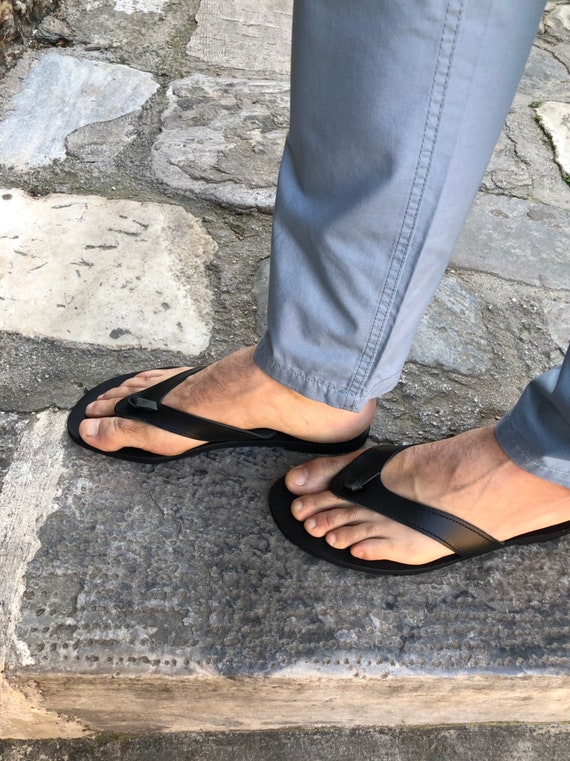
[536,101,570,180]
[114,0,169,12]
[0,52,158,170]
[83,0,169,10]
[188,0,293,75]
[0,409,87,740]
[0,412,66,664]
[0,190,215,353]
[544,3,570,35]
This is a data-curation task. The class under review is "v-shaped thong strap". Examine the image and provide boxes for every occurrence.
[67,367,370,463]
[268,444,570,575]
[328,445,502,558]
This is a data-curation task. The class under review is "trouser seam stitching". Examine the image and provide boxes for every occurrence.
[346,0,465,402]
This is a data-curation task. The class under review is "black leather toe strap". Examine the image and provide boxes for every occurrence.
[114,367,280,444]
[329,445,502,558]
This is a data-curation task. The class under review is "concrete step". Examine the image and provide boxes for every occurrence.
[1,407,570,738]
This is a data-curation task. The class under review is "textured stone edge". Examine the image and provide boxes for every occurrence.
[3,724,570,761]
[3,674,570,738]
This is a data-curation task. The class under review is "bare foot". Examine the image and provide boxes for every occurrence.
[78,347,376,456]
[285,426,570,565]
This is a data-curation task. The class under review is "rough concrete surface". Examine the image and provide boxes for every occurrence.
[8,429,570,681]
[0,0,569,754]
[2,725,570,761]
[152,73,289,210]
[58,0,200,76]
[452,194,570,288]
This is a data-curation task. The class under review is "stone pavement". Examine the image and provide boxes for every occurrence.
[0,0,569,755]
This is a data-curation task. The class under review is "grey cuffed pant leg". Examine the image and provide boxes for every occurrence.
[255,0,545,409]
[255,0,570,488]
[496,349,570,489]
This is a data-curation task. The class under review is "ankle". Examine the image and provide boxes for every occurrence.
[380,427,508,504]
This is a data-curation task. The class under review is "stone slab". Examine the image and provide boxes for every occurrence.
[452,195,570,289]
[152,73,288,210]
[541,3,570,71]
[58,0,200,75]
[0,412,28,482]
[0,189,215,352]
[544,297,570,351]
[407,276,490,376]
[5,675,570,736]
[65,113,139,167]
[536,101,570,181]
[482,94,570,211]
[0,412,66,665]
[481,128,533,197]
[0,52,158,171]
[187,0,293,75]
[517,44,570,101]
[545,2,570,38]
[5,416,570,682]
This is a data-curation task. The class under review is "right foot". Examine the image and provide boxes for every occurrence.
[78,347,376,456]
[284,426,570,566]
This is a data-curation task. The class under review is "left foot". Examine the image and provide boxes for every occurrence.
[77,347,375,456]
[285,426,570,565]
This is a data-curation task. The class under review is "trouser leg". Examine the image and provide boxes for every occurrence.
[255,0,546,411]
[495,349,570,488]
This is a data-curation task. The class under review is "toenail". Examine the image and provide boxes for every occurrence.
[82,419,100,437]
[291,499,303,516]
[290,466,308,486]
[306,518,317,530]
[326,532,337,546]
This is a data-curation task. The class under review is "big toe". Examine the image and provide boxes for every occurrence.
[79,416,190,455]
[80,416,140,452]
[285,449,366,495]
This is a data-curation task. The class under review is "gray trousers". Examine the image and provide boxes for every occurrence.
[254,0,570,488]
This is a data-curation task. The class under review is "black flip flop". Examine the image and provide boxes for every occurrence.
[67,367,370,463]
[268,444,570,575]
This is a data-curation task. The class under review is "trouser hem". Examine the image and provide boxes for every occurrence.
[254,337,401,411]
[495,414,570,489]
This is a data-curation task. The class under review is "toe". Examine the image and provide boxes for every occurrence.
[95,377,151,402]
[285,449,366,495]
[78,415,191,455]
[291,490,347,521]
[325,517,387,550]
[349,537,393,561]
[94,367,190,402]
[349,533,454,564]
[79,416,141,452]
[85,397,121,417]
[301,504,372,539]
